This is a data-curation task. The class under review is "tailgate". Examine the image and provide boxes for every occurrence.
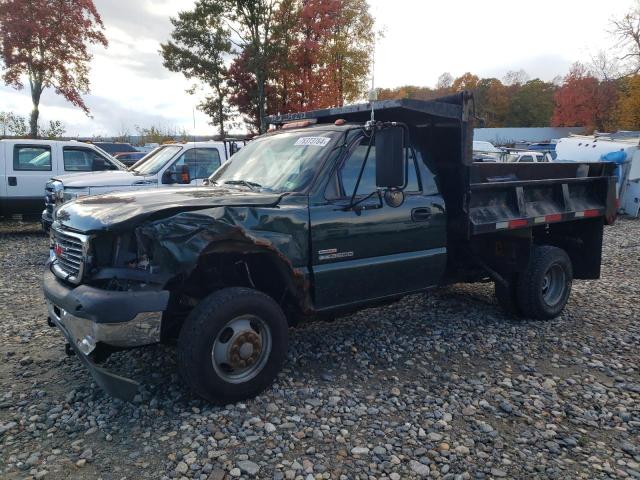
[466,162,617,236]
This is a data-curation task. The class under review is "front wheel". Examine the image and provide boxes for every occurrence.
[177,287,289,403]
[516,245,573,320]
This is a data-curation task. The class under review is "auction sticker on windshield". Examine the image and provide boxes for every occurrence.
[294,137,331,147]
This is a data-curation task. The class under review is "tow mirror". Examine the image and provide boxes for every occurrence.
[375,127,405,188]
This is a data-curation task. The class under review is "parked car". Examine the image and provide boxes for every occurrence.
[0,139,125,219]
[43,93,617,403]
[113,151,147,166]
[510,151,553,163]
[526,142,558,160]
[41,141,239,230]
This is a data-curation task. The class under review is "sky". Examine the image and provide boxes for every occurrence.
[0,0,634,136]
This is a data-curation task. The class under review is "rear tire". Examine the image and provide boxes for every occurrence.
[177,287,288,403]
[516,246,572,320]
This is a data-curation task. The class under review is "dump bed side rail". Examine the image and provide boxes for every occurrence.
[466,162,617,236]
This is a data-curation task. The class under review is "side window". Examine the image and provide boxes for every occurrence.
[63,148,114,171]
[13,145,52,171]
[519,155,534,163]
[170,148,221,180]
[331,138,420,199]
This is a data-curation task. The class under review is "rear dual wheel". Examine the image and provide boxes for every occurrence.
[495,245,573,320]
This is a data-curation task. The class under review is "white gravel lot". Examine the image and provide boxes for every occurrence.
[0,218,639,480]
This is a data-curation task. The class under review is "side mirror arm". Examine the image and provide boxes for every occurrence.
[344,132,375,210]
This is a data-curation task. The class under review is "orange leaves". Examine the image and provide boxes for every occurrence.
[551,63,618,132]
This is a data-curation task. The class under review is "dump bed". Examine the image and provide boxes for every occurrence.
[466,161,617,236]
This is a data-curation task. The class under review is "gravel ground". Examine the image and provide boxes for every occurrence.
[0,218,639,480]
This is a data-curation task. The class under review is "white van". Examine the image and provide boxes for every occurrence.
[42,141,240,229]
[0,139,125,218]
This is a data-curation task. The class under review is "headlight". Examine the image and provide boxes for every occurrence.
[63,189,90,202]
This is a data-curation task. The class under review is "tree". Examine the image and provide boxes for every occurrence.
[452,72,479,92]
[227,0,281,133]
[503,69,529,86]
[611,1,640,74]
[507,79,555,127]
[325,0,374,107]
[0,111,28,137]
[552,63,617,132]
[475,78,510,127]
[161,1,233,137]
[135,125,177,145]
[288,0,337,111]
[589,50,622,81]
[616,74,640,129]
[0,0,107,137]
[39,120,65,139]
[268,0,300,114]
[227,51,264,133]
[436,72,453,91]
[267,0,374,113]
[377,85,436,101]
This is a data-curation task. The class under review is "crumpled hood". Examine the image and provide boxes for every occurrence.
[53,170,140,188]
[54,186,283,232]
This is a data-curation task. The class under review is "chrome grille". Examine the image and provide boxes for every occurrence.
[44,184,55,214]
[50,227,90,284]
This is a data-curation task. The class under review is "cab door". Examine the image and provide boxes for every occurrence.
[309,137,447,310]
[5,142,55,215]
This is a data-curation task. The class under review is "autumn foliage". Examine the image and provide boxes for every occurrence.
[378,66,640,132]
[232,0,374,131]
[0,0,107,137]
[164,0,374,134]
[552,64,619,131]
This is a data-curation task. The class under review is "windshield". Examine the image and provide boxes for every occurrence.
[209,131,338,193]
[131,145,182,175]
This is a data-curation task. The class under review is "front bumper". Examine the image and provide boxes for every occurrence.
[43,267,170,400]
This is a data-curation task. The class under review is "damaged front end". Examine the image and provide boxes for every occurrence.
[44,199,312,401]
[135,204,313,321]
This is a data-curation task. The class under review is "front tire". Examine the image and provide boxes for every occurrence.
[177,287,289,403]
[516,246,573,320]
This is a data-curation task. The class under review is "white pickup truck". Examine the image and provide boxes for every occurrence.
[0,139,125,219]
[42,141,239,229]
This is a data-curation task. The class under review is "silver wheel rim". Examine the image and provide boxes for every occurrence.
[211,314,272,384]
[542,264,566,306]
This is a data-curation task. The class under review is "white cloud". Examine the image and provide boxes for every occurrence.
[0,0,634,135]
[370,0,631,87]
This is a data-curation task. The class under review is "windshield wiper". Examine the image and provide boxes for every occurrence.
[224,180,262,191]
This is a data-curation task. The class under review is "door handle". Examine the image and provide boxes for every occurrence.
[8,176,17,186]
[411,207,432,222]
